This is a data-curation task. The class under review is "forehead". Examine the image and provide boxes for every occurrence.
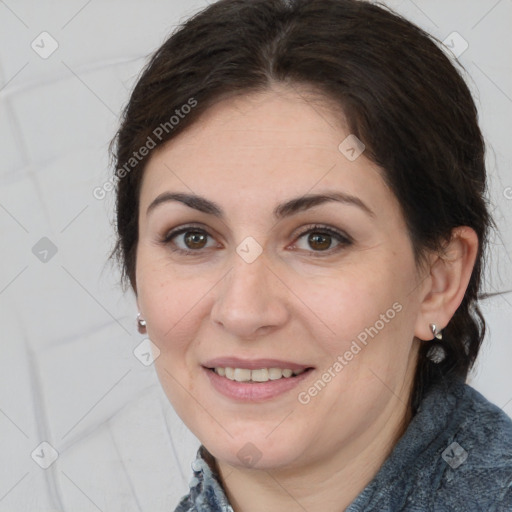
[139,85,392,217]
[156,84,347,155]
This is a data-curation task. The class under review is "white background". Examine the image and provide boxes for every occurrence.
[0,0,511,510]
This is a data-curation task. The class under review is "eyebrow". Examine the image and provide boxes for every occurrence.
[146,191,375,220]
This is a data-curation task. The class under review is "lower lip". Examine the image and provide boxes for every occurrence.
[203,366,314,402]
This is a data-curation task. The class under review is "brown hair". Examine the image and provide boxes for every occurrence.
[110,0,493,413]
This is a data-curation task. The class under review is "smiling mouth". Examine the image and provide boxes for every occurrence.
[206,366,314,383]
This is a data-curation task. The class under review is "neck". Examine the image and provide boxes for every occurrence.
[215,370,416,512]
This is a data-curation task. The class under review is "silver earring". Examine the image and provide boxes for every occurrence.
[429,323,443,340]
[137,313,147,332]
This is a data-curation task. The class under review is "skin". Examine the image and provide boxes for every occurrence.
[134,83,478,511]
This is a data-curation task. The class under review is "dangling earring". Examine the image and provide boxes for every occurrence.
[137,313,147,334]
[429,323,443,340]
[427,323,445,363]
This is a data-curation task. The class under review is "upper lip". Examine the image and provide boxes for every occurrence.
[202,357,314,371]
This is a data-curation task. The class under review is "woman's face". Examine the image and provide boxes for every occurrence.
[135,85,426,472]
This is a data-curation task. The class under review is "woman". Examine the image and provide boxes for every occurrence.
[110,0,512,510]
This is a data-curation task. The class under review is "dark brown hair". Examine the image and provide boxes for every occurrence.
[110,0,493,413]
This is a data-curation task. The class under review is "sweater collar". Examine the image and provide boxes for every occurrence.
[187,444,234,511]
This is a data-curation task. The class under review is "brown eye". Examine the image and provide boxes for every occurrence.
[293,225,353,255]
[183,231,208,250]
[162,226,217,254]
[307,232,333,251]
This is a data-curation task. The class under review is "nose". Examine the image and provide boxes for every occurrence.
[210,250,290,339]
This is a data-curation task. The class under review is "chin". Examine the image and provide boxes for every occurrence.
[203,433,307,471]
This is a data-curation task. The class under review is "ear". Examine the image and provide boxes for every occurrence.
[414,226,479,341]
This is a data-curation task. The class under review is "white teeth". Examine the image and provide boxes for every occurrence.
[269,367,283,380]
[213,366,307,382]
[233,368,251,382]
[251,368,269,382]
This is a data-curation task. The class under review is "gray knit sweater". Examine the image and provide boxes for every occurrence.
[174,373,512,511]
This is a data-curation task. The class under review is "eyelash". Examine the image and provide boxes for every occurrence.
[160,223,353,257]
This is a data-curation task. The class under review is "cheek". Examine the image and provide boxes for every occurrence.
[138,269,206,409]
[293,262,405,346]
[136,258,200,352]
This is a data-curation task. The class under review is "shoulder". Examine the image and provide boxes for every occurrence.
[454,382,512,470]
[433,381,512,511]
